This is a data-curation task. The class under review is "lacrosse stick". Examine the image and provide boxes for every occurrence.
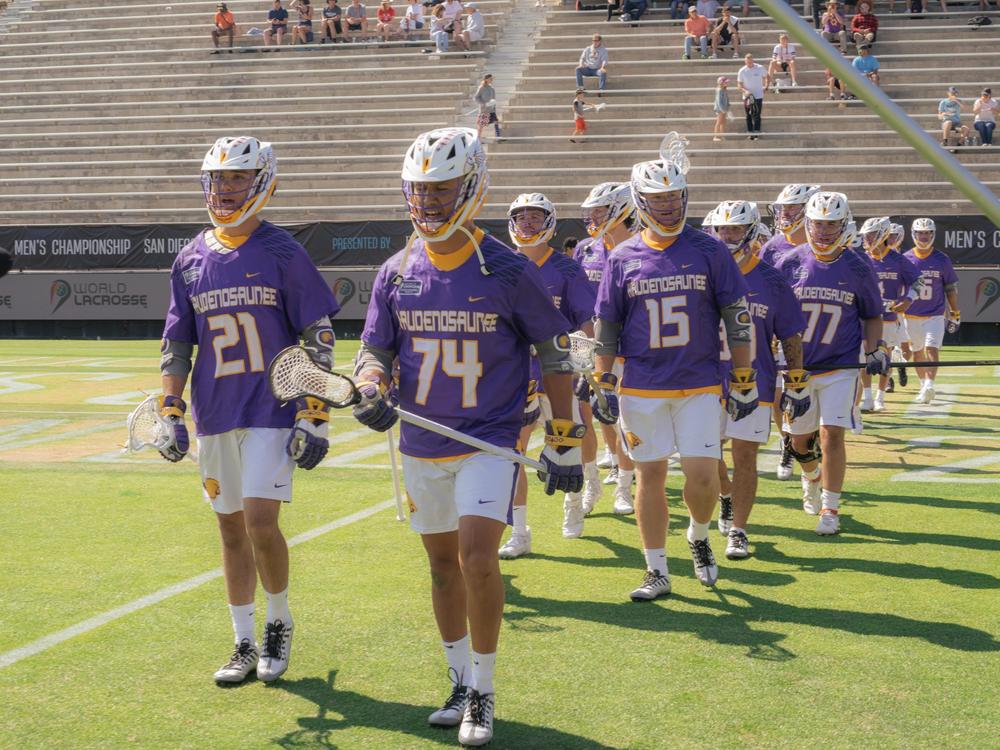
[269,346,544,471]
[386,426,405,522]
[122,395,198,462]
[568,333,609,412]
[658,130,690,174]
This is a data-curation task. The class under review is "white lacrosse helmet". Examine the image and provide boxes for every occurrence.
[804,191,853,258]
[701,207,719,236]
[508,192,557,248]
[712,200,760,259]
[911,217,936,250]
[401,127,489,242]
[770,184,821,236]
[201,136,277,229]
[887,222,905,251]
[860,216,891,256]
[751,222,772,253]
[580,182,637,241]
[630,160,688,237]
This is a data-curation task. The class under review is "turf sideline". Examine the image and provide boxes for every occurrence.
[0,498,397,671]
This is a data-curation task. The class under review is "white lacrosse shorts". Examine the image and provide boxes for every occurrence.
[197,428,295,514]
[402,452,520,534]
[619,392,722,462]
[723,402,773,444]
[882,317,907,349]
[786,370,860,434]
[903,314,945,352]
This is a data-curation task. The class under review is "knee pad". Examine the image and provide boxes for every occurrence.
[790,434,821,464]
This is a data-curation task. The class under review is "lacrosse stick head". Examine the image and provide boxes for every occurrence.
[658,131,690,176]
[123,395,166,453]
[269,345,360,408]
[568,333,598,373]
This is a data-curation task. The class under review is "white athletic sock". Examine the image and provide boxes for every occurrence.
[687,520,710,543]
[617,469,634,489]
[471,650,496,694]
[512,505,527,534]
[643,548,667,574]
[442,634,471,687]
[229,602,256,645]
[821,489,841,511]
[584,461,599,482]
[265,587,291,624]
[862,387,872,400]
[875,389,885,400]
[803,465,821,481]
[611,454,619,469]
[730,526,746,536]
[924,377,935,387]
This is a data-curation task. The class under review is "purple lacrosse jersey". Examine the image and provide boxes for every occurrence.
[902,248,958,318]
[362,230,572,460]
[596,226,749,397]
[868,252,921,322]
[720,257,806,405]
[757,232,796,267]
[162,222,340,436]
[573,236,611,294]
[775,245,883,374]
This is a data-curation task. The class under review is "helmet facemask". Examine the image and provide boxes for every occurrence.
[912,230,935,252]
[636,188,687,237]
[402,172,482,240]
[773,202,806,235]
[716,222,757,263]
[508,206,555,248]
[806,217,849,259]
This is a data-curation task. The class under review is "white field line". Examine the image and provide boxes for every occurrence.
[909,434,1000,448]
[0,420,123,452]
[0,356,56,365]
[890,453,1000,485]
[0,498,396,671]
[0,419,67,446]
[902,385,961,419]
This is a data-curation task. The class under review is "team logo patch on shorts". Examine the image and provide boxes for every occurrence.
[406,492,417,514]
[203,478,221,499]
[625,431,642,448]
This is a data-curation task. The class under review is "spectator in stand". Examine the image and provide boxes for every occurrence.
[211,3,236,53]
[669,0,686,19]
[973,88,997,146]
[713,75,731,142]
[562,237,579,256]
[767,33,799,89]
[824,66,851,100]
[710,7,741,59]
[821,1,848,53]
[620,0,648,22]
[402,0,424,36]
[457,2,485,50]
[290,0,314,45]
[475,73,502,140]
[425,4,449,51]
[345,0,368,39]
[441,0,463,38]
[696,0,719,19]
[375,0,396,42]
[321,0,344,42]
[683,6,710,60]
[852,44,880,87]
[850,1,877,48]
[737,52,767,139]
[576,34,609,93]
[264,0,289,47]
[938,87,969,146]
[606,0,622,21]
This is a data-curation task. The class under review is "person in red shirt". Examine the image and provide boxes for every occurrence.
[376,0,396,42]
[211,2,236,53]
[850,1,878,48]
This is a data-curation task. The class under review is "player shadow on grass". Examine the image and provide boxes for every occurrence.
[271,670,625,750]
[749,516,1000,552]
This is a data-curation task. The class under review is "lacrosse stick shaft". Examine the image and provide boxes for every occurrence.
[396,408,545,471]
[805,359,1000,371]
[386,426,405,522]
[583,372,610,413]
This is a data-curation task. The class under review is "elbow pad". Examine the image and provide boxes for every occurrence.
[721,298,753,347]
[353,343,394,382]
[906,278,924,301]
[594,318,621,357]
[944,282,958,294]
[534,332,575,374]
[160,338,193,376]
[302,316,335,370]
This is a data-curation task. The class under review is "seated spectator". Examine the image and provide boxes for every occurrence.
[425,4,449,51]
[710,7,741,58]
[696,0,719,19]
[620,0,647,22]
[402,0,424,37]
[669,0,686,19]
[291,0,314,45]
[345,0,368,39]
[321,0,344,41]
[850,1,877,47]
[605,0,622,21]
[441,0,463,37]
[820,1,848,53]
[263,0,289,47]
[576,34,608,92]
[768,33,799,88]
[375,0,396,42]
[683,6,710,60]
[211,2,236,53]
[824,66,851,100]
[938,87,969,146]
[973,88,997,146]
[851,44,880,87]
[457,2,484,49]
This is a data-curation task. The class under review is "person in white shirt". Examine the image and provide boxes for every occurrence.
[457,2,484,50]
[402,0,424,37]
[737,53,767,139]
[441,0,463,38]
[767,33,798,89]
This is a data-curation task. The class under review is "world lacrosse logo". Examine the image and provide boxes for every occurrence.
[975,276,1000,315]
[332,277,356,307]
[50,279,71,312]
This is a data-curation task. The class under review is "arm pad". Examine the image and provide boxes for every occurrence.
[160,338,194,376]
[721,297,753,348]
[354,343,394,382]
[944,282,958,294]
[535,332,575,374]
[301,315,335,370]
[593,318,621,357]
[906,277,924,301]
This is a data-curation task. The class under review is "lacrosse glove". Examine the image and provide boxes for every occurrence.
[353,380,398,432]
[286,396,330,470]
[780,369,812,420]
[157,394,190,463]
[726,367,759,422]
[589,372,619,425]
[946,309,961,335]
[537,419,585,495]
[865,340,890,376]
[573,375,591,402]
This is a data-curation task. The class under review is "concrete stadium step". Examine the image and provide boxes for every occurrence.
[524,44,1000,63]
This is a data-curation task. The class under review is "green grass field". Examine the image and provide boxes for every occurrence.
[1,340,998,750]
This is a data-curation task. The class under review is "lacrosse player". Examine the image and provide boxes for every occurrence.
[858,217,922,413]
[160,136,340,685]
[773,192,886,535]
[710,201,807,559]
[575,182,641,515]
[594,156,756,600]
[900,218,961,405]
[498,192,596,553]
[885,222,910,388]
[352,127,582,747]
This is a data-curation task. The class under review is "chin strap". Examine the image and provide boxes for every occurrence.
[391,230,420,286]
[454,224,491,277]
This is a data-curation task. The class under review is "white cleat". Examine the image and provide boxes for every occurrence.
[687,537,719,586]
[802,473,822,515]
[873,395,886,412]
[498,527,531,559]
[629,569,671,601]
[923,384,935,403]
[860,395,875,413]
[459,690,495,747]
[257,619,293,682]
[429,672,469,727]
[815,509,841,535]
[597,449,614,469]
[776,435,794,480]
[581,478,603,515]
[562,493,585,538]
[726,529,750,559]
[603,466,619,485]
[214,638,259,684]
[612,485,634,515]
[717,494,734,536]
